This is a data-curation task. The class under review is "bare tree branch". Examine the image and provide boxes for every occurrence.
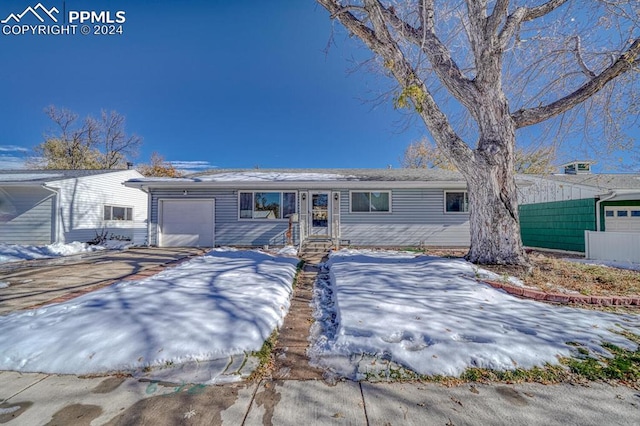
[572,35,597,78]
[498,0,568,50]
[512,38,640,127]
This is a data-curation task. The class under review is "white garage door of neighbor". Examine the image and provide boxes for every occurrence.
[604,206,640,232]
[160,199,215,247]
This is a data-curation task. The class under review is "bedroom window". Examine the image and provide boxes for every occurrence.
[350,191,391,213]
[445,191,469,213]
[239,192,296,220]
[104,205,133,221]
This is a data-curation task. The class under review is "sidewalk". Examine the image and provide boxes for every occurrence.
[1,371,639,425]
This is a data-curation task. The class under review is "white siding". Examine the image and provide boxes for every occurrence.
[0,186,54,245]
[49,170,148,245]
[146,187,469,247]
[340,188,469,247]
[518,177,601,204]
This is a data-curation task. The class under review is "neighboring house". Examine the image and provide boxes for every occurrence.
[123,169,471,248]
[518,161,640,253]
[0,169,148,245]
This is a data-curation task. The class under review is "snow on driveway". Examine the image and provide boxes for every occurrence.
[309,249,640,379]
[0,242,104,264]
[0,248,298,379]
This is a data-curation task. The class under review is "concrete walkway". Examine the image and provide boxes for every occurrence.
[1,371,639,425]
[0,247,206,315]
[271,242,328,381]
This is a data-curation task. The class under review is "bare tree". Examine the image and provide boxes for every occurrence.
[137,152,184,177]
[317,0,639,265]
[30,106,142,170]
[402,138,556,174]
[402,137,457,170]
[28,106,101,169]
[94,110,142,169]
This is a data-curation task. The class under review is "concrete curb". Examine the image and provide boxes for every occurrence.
[483,280,640,307]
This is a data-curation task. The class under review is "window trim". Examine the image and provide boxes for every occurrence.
[103,204,134,221]
[237,191,297,221]
[348,190,392,214]
[444,190,469,214]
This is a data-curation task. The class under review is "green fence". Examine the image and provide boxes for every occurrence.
[519,198,596,252]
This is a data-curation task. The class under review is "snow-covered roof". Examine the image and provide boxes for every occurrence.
[0,169,135,185]
[125,168,469,190]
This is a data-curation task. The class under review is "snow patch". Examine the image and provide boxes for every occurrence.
[0,242,104,264]
[0,249,298,382]
[308,249,640,379]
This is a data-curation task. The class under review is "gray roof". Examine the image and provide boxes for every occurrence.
[187,168,466,182]
[523,173,640,191]
[125,168,468,190]
[0,169,129,184]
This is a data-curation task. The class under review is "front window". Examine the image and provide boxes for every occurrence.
[104,205,133,221]
[350,191,390,213]
[445,191,468,213]
[239,192,296,220]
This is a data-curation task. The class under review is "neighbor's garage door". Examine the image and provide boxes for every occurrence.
[604,206,640,232]
[159,199,215,247]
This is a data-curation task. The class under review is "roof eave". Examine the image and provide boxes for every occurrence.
[124,179,469,190]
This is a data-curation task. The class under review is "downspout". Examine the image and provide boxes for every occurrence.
[595,191,617,232]
[136,185,152,246]
[41,183,60,243]
[147,187,152,246]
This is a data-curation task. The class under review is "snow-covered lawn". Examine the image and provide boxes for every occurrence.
[0,249,298,381]
[309,249,640,379]
[0,242,104,264]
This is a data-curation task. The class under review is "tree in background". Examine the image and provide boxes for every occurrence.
[402,138,556,174]
[317,0,639,265]
[137,152,184,177]
[29,106,142,169]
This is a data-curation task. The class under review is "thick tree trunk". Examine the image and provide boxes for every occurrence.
[463,158,528,265]
[449,90,529,265]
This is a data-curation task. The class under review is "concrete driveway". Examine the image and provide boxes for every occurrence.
[0,247,207,315]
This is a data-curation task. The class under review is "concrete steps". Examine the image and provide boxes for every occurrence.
[298,240,333,265]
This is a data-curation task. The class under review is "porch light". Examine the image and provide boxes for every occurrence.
[334,193,339,201]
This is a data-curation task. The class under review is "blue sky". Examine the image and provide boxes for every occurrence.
[0,1,637,172]
[0,0,421,171]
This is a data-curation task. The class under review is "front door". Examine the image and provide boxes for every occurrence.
[310,191,330,237]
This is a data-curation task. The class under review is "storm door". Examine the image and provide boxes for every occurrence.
[309,191,330,237]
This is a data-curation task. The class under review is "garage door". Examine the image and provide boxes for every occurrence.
[159,199,215,247]
[604,206,640,232]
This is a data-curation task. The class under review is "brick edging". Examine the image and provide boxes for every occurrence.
[483,280,640,307]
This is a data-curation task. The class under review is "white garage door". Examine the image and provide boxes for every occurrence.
[160,199,215,247]
[605,206,640,232]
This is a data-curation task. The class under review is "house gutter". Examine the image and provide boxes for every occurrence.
[595,191,616,232]
[41,183,60,243]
